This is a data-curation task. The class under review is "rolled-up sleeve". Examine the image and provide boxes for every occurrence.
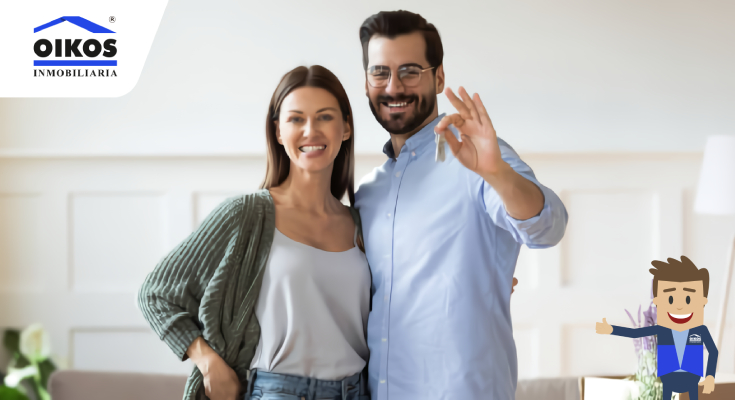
[480,138,568,248]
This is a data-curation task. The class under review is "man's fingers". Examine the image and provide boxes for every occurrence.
[472,93,494,129]
[458,86,479,121]
[603,318,608,324]
[442,129,462,156]
[445,87,472,120]
[434,114,464,134]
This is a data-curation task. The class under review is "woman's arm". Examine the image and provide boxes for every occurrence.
[137,197,243,361]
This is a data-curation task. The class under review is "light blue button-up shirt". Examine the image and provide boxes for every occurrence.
[355,114,568,400]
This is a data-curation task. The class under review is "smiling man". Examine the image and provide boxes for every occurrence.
[596,256,719,400]
[354,10,568,400]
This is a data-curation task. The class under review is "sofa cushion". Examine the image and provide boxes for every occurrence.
[48,370,188,400]
[516,377,580,400]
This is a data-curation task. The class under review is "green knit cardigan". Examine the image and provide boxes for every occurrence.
[138,189,364,400]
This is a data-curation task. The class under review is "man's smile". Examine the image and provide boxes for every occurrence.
[381,98,415,114]
[668,312,693,324]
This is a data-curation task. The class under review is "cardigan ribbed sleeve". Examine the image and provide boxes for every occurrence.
[138,197,244,361]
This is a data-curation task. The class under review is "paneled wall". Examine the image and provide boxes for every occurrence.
[0,152,733,379]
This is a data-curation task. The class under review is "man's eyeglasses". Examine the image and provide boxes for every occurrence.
[366,65,435,88]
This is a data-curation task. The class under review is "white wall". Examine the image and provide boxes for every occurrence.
[0,153,733,379]
[1,0,733,155]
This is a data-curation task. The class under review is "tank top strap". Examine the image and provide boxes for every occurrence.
[353,223,359,247]
[347,206,361,248]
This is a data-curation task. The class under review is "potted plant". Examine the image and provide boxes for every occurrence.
[1,324,57,400]
[623,287,676,400]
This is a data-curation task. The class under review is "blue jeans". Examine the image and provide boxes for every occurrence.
[245,369,369,400]
[660,372,701,400]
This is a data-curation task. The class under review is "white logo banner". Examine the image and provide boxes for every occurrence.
[0,0,168,97]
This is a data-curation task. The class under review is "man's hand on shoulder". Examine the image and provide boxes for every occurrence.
[596,318,613,335]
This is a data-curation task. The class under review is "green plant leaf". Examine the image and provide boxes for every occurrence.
[3,329,21,353]
[0,385,31,400]
[37,359,56,390]
[11,353,31,369]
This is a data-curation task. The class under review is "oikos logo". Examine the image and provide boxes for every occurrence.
[33,16,118,77]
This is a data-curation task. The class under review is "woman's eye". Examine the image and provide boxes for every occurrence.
[669,296,673,304]
[319,114,334,121]
[289,116,303,123]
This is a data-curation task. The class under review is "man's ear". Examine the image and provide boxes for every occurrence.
[652,296,660,307]
[275,121,283,144]
[365,77,369,97]
[435,64,445,94]
[703,297,708,306]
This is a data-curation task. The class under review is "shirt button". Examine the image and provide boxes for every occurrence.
[411,151,416,156]
[380,380,386,384]
[387,213,391,217]
[395,171,401,177]
[382,338,387,342]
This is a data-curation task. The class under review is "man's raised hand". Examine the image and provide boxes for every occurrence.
[434,87,509,179]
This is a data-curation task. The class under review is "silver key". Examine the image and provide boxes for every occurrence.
[435,132,446,162]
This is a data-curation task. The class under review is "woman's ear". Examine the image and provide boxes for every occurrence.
[275,121,283,145]
[342,121,351,141]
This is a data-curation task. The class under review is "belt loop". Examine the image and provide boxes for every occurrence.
[308,376,317,400]
[341,378,347,400]
[246,369,257,397]
[360,367,367,396]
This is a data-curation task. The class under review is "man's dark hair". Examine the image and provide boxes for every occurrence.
[650,256,710,298]
[359,10,443,71]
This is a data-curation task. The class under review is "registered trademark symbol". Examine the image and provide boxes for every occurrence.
[109,16,116,23]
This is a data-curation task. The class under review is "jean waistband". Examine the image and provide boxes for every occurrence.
[246,369,366,399]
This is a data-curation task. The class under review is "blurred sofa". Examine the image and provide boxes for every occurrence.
[48,370,580,400]
[48,370,188,400]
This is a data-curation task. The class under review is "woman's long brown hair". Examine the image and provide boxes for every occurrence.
[259,65,356,206]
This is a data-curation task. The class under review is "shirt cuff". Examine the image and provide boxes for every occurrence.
[161,320,202,361]
[503,177,565,248]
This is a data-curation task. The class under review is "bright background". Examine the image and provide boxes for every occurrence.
[1,0,734,383]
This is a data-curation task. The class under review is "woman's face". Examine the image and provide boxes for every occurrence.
[276,87,351,174]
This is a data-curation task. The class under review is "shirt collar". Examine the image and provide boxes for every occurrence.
[382,113,446,159]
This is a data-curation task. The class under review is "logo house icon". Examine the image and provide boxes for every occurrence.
[33,16,117,67]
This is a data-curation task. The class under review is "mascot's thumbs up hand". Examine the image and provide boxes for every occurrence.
[596,318,613,335]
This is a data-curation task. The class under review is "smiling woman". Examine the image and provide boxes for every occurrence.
[261,65,356,206]
[138,65,370,400]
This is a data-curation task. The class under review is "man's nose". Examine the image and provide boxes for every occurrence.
[384,72,405,97]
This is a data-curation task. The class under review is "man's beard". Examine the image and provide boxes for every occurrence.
[369,90,436,136]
